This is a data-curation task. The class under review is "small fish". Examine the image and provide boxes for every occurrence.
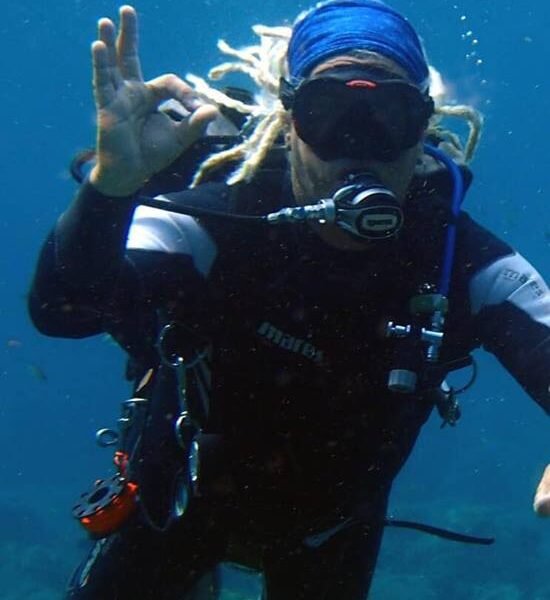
[6,339,23,349]
[136,368,154,393]
[26,363,47,382]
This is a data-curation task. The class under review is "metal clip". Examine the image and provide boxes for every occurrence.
[118,397,149,432]
[436,381,461,428]
[95,428,119,447]
[158,323,187,368]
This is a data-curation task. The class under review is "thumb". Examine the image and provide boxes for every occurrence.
[533,464,550,517]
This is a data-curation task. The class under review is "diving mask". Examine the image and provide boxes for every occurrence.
[280,66,434,162]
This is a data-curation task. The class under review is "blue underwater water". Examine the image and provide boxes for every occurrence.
[1,0,549,597]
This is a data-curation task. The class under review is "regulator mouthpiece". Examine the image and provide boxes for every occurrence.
[267,173,403,240]
[332,173,403,239]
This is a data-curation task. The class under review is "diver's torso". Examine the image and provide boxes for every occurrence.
[164,212,437,514]
[126,171,495,522]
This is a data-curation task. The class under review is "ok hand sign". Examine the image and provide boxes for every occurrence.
[89,5,218,196]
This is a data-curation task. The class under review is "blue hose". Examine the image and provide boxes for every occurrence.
[423,144,465,297]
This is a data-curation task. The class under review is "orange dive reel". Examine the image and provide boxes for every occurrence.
[73,451,139,538]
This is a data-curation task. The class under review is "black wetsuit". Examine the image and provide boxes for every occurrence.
[29,156,550,599]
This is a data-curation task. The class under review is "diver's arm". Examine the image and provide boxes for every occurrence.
[29,4,220,337]
[455,215,550,516]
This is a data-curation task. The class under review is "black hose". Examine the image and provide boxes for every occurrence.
[384,517,495,545]
[138,195,266,222]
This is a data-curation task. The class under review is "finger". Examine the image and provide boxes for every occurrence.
[146,73,199,107]
[98,17,123,88]
[188,105,220,129]
[117,5,143,81]
[92,41,117,107]
[146,74,219,144]
[175,105,220,148]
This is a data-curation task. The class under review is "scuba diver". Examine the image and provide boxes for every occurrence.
[28,1,550,598]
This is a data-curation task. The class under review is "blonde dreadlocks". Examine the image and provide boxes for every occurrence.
[184,24,483,187]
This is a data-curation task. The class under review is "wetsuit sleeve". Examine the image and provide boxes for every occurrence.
[461,217,550,414]
[28,182,215,341]
[28,182,138,337]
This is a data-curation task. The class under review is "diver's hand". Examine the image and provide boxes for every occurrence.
[533,464,550,516]
[89,5,218,197]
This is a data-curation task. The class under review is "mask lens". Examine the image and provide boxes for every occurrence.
[291,76,432,161]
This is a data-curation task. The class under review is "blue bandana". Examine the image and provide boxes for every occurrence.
[287,0,430,91]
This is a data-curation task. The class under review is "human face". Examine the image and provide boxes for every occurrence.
[288,54,425,207]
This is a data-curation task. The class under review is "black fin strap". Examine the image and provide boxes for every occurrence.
[384,517,495,545]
